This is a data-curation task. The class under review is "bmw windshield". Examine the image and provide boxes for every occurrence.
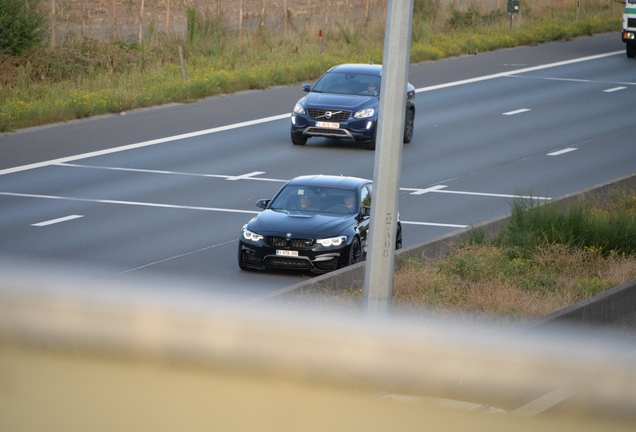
[270,185,359,215]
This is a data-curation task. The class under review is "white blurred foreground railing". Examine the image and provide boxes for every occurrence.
[1,259,635,431]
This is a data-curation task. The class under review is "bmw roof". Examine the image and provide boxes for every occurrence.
[285,175,371,189]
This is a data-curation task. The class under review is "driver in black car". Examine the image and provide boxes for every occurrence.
[343,193,356,213]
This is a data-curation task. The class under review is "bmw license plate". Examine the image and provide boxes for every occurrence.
[316,121,339,128]
[276,250,298,257]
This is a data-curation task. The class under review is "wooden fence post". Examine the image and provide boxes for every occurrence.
[112,0,118,41]
[138,0,145,44]
[50,0,56,48]
[178,46,187,80]
[166,0,171,35]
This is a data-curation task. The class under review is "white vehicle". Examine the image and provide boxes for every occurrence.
[620,0,636,58]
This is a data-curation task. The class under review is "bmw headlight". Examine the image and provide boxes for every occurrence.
[316,236,347,247]
[294,103,306,115]
[354,108,374,119]
[242,228,264,242]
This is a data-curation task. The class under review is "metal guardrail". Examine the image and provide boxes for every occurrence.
[1,259,635,431]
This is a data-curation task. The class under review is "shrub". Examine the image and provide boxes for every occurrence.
[493,191,636,258]
[0,0,47,56]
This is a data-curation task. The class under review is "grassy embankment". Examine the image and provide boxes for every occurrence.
[291,191,636,326]
[0,1,622,132]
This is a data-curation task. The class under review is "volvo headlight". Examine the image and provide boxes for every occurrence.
[242,228,264,242]
[316,236,347,247]
[294,103,306,115]
[354,108,375,119]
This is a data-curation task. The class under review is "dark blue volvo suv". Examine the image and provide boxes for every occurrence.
[290,63,415,150]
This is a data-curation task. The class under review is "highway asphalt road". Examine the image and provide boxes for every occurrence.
[1,32,635,299]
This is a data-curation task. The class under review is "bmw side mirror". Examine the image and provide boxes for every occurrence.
[302,84,311,92]
[256,199,269,209]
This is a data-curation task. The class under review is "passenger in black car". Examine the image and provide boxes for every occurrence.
[294,194,318,211]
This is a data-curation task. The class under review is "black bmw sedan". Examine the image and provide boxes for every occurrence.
[290,63,415,150]
[238,175,402,273]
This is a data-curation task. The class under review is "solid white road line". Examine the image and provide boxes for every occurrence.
[507,75,636,86]
[0,51,623,178]
[547,148,577,156]
[0,114,291,176]
[0,192,261,215]
[51,164,553,200]
[2,191,464,229]
[401,221,467,228]
[415,51,623,93]
[56,163,288,182]
[430,189,551,200]
[32,215,84,227]
[110,239,238,277]
[401,186,550,200]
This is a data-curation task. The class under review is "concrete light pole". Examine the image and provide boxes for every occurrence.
[362,0,414,318]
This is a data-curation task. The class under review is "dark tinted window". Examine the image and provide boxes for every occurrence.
[313,72,381,95]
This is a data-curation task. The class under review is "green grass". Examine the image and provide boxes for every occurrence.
[0,1,622,132]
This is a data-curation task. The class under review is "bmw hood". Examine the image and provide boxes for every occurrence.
[247,210,354,238]
[303,92,377,111]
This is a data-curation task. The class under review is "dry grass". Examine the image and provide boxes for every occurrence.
[281,242,636,327]
[391,243,636,325]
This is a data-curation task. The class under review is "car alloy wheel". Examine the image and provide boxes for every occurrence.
[347,236,362,266]
[403,109,414,144]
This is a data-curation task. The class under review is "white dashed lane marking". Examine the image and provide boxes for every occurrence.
[503,108,531,116]
[547,148,577,156]
[225,171,267,181]
[603,86,627,93]
[405,185,448,195]
[32,215,84,226]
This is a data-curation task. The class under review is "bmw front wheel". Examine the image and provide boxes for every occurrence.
[346,236,362,266]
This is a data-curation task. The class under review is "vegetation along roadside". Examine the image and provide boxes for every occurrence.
[0,0,623,132]
[286,189,636,326]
